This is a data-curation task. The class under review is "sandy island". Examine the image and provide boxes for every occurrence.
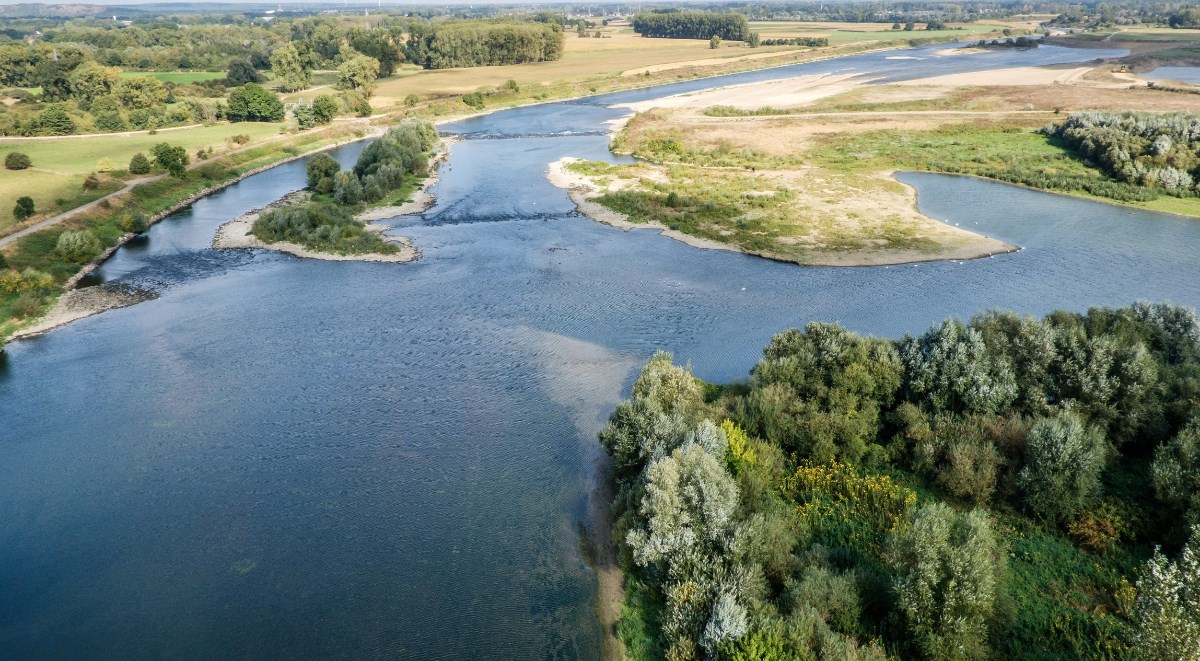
[548,157,1017,266]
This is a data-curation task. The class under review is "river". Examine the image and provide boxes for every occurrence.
[3,43,1195,660]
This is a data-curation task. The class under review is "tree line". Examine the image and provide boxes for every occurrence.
[1044,112,1200,196]
[632,11,752,41]
[603,302,1200,660]
[404,21,565,69]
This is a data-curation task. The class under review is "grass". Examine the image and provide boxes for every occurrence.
[748,20,1010,45]
[0,122,282,232]
[117,71,228,84]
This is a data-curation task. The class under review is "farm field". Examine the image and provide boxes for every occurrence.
[116,70,228,84]
[747,20,1012,44]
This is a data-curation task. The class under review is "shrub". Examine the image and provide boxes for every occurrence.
[119,212,149,233]
[4,152,31,170]
[151,143,188,178]
[404,93,420,107]
[1129,526,1200,661]
[226,83,284,122]
[12,196,34,220]
[251,202,397,256]
[783,566,862,635]
[914,418,1002,506]
[462,92,485,110]
[783,462,917,559]
[13,291,43,319]
[128,153,152,174]
[55,229,102,263]
[1153,416,1200,525]
[901,319,1018,416]
[890,503,1004,661]
[1018,412,1106,523]
[306,153,340,190]
[312,94,338,123]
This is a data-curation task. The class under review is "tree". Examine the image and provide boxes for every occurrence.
[226,83,284,123]
[151,143,188,178]
[905,21,916,31]
[55,229,101,263]
[901,318,1017,416]
[129,153,152,175]
[67,61,120,107]
[293,104,317,130]
[4,152,31,170]
[12,196,34,220]
[1130,526,1200,661]
[39,106,75,136]
[1018,412,1106,523]
[114,75,168,110]
[269,43,310,93]
[306,153,340,190]
[333,171,363,205]
[747,32,761,48]
[348,27,404,77]
[226,59,263,86]
[890,503,1003,661]
[337,53,381,98]
[1154,416,1200,525]
[461,92,484,110]
[710,35,722,49]
[892,21,902,30]
[312,94,338,123]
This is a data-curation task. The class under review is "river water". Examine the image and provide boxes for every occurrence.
[4,43,1195,660]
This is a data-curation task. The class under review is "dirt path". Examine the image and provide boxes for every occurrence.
[0,123,205,141]
[0,175,162,249]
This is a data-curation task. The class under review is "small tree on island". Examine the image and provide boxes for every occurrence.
[306,153,340,191]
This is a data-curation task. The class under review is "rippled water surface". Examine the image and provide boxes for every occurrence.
[3,43,1197,660]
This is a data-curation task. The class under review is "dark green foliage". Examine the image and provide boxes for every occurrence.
[12,196,34,220]
[738,323,902,463]
[759,37,829,46]
[38,105,74,135]
[311,95,338,124]
[250,202,398,256]
[461,91,485,110]
[225,59,262,86]
[4,151,30,170]
[348,27,405,77]
[405,21,565,70]
[305,153,339,190]
[226,83,284,123]
[632,11,751,41]
[128,153,152,175]
[151,142,188,178]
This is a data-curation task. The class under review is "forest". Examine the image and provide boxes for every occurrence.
[602,303,1200,660]
[403,21,565,70]
[632,12,752,41]
[1046,112,1200,197]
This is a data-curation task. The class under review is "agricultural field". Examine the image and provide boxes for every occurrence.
[116,70,229,84]
[747,20,1012,44]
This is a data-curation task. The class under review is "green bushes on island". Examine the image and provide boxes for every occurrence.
[632,11,751,41]
[603,302,1200,660]
[1043,112,1200,196]
[250,118,437,255]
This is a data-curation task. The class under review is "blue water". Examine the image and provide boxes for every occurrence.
[1145,65,1200,85]
[3,42,1195,661]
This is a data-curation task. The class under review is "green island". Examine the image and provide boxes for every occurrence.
[603,303,1200,661]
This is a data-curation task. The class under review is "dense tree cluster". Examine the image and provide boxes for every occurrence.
[404,21,565,69]
[632,12,752,41]
[1044,112,1200,196]
[757,37,830,47]
[605,302,1200,660]
[250,202,398,256]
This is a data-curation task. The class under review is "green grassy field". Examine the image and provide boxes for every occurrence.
[0,122,282,231]
[747,20,1009,44]
[117,71,228,84]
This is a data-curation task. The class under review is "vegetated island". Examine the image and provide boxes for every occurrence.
[601,302,1200,661]
[551,57,1200,267]
[214,118,443,262]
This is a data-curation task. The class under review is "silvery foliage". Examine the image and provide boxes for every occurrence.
[633,351,703,415]
[1153,417,1200,524]
[701,592,748,654]
[1017,412,1106,522]
[1049,328,1157,442]
[900,319,1017,415]
[1130,301,1200,363]
[890,503,1001,661]
[1131,526,1200,661]
[599,397,690,476]
[1047,112,1200,193]
[1153,134,1175,156]
[970,310,1058,414]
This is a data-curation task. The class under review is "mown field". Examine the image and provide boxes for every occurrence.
[116,70,229,84]
[747,20,1011,44]
[0,122,282,232]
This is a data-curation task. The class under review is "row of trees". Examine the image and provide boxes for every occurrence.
[404,21,565,69]
[603,302,1200,660]
[632,11,752,41]
[1045,112,1200,196]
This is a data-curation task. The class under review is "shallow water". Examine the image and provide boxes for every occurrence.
[3,42,1196,660]
[1144,65,1200,85]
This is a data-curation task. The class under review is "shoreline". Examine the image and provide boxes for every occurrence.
[547,157,1019,267]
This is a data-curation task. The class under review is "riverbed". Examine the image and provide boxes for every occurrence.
[6,42,1194,660]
